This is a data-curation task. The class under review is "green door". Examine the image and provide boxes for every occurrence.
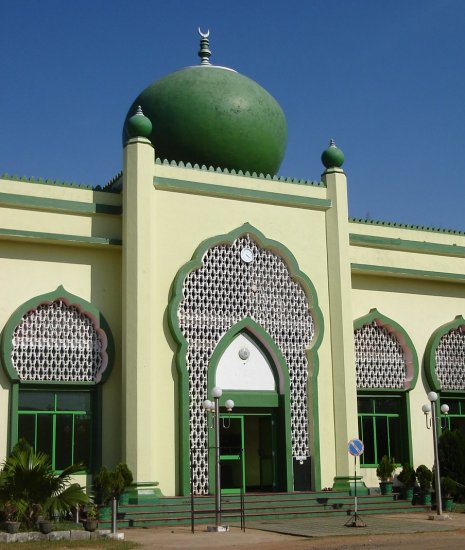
[219,415,245,494]
[219,413,277,494]
[259,415,275,490]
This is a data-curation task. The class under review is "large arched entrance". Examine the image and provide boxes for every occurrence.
[169,224,323,495]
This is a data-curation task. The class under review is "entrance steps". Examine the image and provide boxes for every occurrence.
[98,491,431,529]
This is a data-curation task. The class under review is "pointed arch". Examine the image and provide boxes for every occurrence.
[168,223,323,495]
[354,309,417,467]
[1,285,115,384]
[425,315,465,392]
[354,308,418,391]
[207,318,293,491]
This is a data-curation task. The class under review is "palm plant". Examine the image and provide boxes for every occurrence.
[0,440,89,529]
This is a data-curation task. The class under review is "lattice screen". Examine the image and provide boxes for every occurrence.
[11,300,106,382]
[435,326,465,390]
[178,234,315,494]
[354,321,406,389]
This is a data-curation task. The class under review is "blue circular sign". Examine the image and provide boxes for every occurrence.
[348,438,364,456]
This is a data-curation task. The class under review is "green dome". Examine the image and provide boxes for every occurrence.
[123,65,287,175]
[126,106,152,139]
[321,140,345,169]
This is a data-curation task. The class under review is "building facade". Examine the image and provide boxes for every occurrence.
[1,34,464,500]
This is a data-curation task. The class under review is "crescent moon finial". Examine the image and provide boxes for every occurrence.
[197,28,212,65]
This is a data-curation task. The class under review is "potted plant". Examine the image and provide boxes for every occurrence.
[83,504,99,532]
[442,476,456,512]
[397,463,416,500]
[38,516,54,534]
[376,455,396,495]
[416,465,433,505]
[93,463,133,520]
[1,500,21,534]
[0,440,89,531]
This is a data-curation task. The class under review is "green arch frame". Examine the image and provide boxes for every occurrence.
[168,223,324,495]
[207,317,293,491]
[425,315,465,392]
[1,285,115,385]
[354,308,419,391]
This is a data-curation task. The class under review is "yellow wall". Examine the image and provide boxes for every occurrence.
[0,177,122,467]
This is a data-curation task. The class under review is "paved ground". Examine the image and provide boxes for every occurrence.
[122,512,465,549]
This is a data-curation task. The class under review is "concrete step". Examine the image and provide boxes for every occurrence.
[97,492,430,528]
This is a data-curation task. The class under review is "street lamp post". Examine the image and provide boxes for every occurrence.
[422,391,449,518]
[202,386,234,532]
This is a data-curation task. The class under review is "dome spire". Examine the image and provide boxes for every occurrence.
[198,28,211,65]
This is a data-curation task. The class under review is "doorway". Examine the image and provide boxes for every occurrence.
[219,413,276,494]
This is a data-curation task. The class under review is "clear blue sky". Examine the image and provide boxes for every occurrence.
[1,0,465,230]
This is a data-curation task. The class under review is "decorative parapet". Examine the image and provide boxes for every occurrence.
[349,217,465,236]
[154,157,325,187]
[102,170,123,192]
[0,172,121,194]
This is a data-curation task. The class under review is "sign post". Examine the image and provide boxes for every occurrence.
[345,438,366,528]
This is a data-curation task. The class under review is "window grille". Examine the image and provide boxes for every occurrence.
[11,300,105,382]
[435,327,465,390]
[354,321,406,389]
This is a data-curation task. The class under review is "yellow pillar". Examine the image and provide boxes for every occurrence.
[322,167,360,491]
[122,137,160,501]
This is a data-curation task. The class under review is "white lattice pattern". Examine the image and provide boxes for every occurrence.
[435,326,465,390]
[178,234,314,494]
[11,300,105,382]
[355,321,406,389]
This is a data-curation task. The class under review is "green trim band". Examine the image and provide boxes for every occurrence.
[350,233,465,257]
[154,177,332,210]
[351,263,465,283]
[0,228,122,247]
[0,192,121,216]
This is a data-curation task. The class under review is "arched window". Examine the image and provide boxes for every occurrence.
[1,286,114,471]
[425,316,465,437]
[354,309,418,467]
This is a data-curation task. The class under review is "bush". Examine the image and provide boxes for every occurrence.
[438,429,465,501]
[93,463,133,505]
[376,455,396,482]
[442,476,457,498]
[0,439,89,529]
[416,464,433,492]
[397,463,416,487]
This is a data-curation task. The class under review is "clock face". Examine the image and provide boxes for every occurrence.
[240,247,254,263]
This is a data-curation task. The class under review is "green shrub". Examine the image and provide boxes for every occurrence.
[416,464,433,492]
[93,463,133,505]
[376,455,396,482]
[397,463,416,487]
[0,439,89,528]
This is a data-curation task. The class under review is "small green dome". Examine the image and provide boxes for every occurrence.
[321,140,344,169]
[123,34,287,175]
[126,106,153,139]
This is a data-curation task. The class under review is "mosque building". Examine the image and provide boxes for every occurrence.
[1,31,464,503]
